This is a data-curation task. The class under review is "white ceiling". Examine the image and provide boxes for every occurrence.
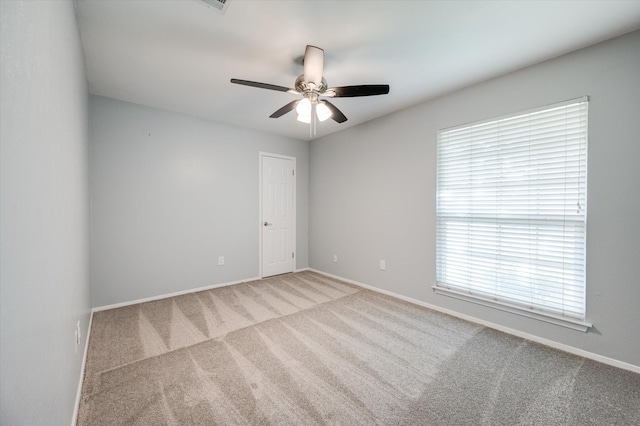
[76,0,640,141]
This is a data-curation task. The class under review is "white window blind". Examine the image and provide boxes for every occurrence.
[435,98,588,326]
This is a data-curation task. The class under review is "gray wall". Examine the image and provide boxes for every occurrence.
[309,31,640,368]
[90,96,309,307]
[0,1,91,425]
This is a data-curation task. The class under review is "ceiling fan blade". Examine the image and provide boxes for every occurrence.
[303,45,324,87]
[327,85,390,97]
[230,78,297,93]
[323,101,348,123]
[269,100,300,118]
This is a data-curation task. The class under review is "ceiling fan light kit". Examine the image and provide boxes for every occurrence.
[296,97,311,116]
[230,45,390,135]
[296,98,311,124]
[316,102,332,122]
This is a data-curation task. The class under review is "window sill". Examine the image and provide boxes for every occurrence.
[432,285,592,332]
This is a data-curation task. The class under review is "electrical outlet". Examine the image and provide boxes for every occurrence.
[218,256,225,266]
[333,254,338,263]
[379,260,386,270]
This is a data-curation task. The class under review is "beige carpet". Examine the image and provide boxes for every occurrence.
[77,271,640,425]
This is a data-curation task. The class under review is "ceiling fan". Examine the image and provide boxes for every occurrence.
[230,45,390,128]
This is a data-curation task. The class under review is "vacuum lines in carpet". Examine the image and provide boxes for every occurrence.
[77,271,640,425]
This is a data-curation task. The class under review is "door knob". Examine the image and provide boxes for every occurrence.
[264,222,272,226]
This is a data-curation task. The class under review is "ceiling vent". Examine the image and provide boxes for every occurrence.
[199,0,230,14]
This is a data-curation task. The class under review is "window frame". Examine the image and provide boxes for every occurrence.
[433,97,591,332]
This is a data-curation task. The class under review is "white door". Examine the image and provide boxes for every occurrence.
[261,154,295,278]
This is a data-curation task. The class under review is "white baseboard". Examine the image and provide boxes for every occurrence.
[71,310,93,426]
[94,268,317,312]
[308,268,640,375]
[93,276,261,312]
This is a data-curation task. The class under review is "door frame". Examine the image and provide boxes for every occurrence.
[258,152,296,279]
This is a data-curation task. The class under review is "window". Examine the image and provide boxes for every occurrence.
[435,97,590,331]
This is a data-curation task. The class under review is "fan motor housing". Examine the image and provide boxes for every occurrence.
[295,75,327,95]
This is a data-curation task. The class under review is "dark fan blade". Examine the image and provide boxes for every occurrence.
[323,101,348,123]
[270,100,300,118]
[328,85,390,97]
[230,78,297,93]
